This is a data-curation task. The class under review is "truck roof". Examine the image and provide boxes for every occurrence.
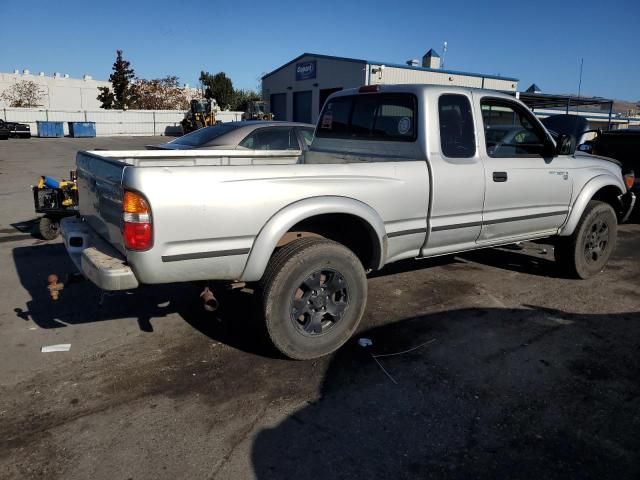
[329,84,516,102]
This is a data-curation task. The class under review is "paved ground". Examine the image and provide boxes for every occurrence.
[0,137,639,479]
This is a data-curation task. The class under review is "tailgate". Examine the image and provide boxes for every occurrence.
[76,151,127,254]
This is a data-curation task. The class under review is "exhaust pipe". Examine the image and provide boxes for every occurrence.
[200,286,219,312]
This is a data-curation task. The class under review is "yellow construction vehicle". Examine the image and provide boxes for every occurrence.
[181,99,220,134]
[243,101,274,121]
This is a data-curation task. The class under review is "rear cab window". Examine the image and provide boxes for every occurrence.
[316,93,417,142]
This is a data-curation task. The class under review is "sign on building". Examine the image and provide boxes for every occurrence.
[295,61,316,81]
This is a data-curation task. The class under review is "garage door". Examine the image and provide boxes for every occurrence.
[293,91,312,124]
[270,93,287,121]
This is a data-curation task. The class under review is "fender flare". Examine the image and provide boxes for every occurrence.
[558,174,625,236]
[240,196,387,282]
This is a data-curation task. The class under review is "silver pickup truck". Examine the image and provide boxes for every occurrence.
[62,84,635,359]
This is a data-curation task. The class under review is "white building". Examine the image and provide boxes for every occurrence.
[1,69,203,114]
[0,70,110,110]
[262,51,519,123]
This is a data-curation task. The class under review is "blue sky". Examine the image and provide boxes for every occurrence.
[1,0,638,100]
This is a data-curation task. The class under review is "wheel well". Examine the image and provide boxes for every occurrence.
[278,213,381,270]
[592,186,623,218]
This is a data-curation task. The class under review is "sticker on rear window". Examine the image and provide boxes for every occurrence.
[321,112,333,129]
[398,117,411,135]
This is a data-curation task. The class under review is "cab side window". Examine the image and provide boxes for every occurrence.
[438,94,476,158]
[481,100,546,157]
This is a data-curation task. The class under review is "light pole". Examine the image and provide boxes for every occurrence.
[442,41,448,69]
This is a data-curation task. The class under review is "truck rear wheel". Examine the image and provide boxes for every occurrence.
[260,238,367,360]
[555,200,617,279]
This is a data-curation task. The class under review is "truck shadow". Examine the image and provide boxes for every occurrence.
[458,244,567,278]
[11,241,277,355]
[11,240,569,350]
[250,306,640,479]
[12,243,196,333]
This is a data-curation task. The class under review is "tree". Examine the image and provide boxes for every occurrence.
[0,80,44,107]
[133,76,190,110]
[97,49,138,109]
[230,89,261,112]
[199,71,234,109]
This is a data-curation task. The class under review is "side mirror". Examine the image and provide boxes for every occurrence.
[578,143,592,154]
[556,133,572,155]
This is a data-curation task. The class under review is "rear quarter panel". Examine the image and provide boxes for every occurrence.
[124,161,429,283]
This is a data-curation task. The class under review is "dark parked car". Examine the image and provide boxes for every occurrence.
[591,129,640,197]
[0,121,9,140]
[0,119,31,138]
[541,114,638,216]
[147,121,315,150]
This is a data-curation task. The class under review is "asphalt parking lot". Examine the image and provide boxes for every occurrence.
[1,137,639,479]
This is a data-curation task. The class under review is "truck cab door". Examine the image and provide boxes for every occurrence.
[420,92,485,256]
[475,95,573,243]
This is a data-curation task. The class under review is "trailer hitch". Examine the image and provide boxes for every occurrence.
[47,273,85,301]
[47,274,64,300]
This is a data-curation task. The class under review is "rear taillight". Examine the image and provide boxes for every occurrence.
[122,190,152,250]
[624,172,635,190]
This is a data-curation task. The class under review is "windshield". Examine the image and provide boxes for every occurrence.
[169,123,240,147]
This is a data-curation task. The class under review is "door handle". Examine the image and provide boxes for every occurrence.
[493,171,508,182]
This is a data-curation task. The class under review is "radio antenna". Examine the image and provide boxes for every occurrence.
[572,58,584,155]
[576,58,584,111]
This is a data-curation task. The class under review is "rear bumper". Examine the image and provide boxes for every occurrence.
[61,217,139,290]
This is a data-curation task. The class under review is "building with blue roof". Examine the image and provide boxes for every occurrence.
[261,50,519,123]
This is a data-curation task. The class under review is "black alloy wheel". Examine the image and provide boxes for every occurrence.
[290,269,349,336]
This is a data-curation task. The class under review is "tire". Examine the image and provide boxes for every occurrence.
[260,238,367,360]
[554,200,617,279]
[39,216,60,240]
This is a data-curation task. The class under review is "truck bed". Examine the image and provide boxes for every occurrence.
[84,148,302,167]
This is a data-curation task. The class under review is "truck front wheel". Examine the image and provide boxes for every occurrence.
[555,200,617,279]
[260,238,367,360]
